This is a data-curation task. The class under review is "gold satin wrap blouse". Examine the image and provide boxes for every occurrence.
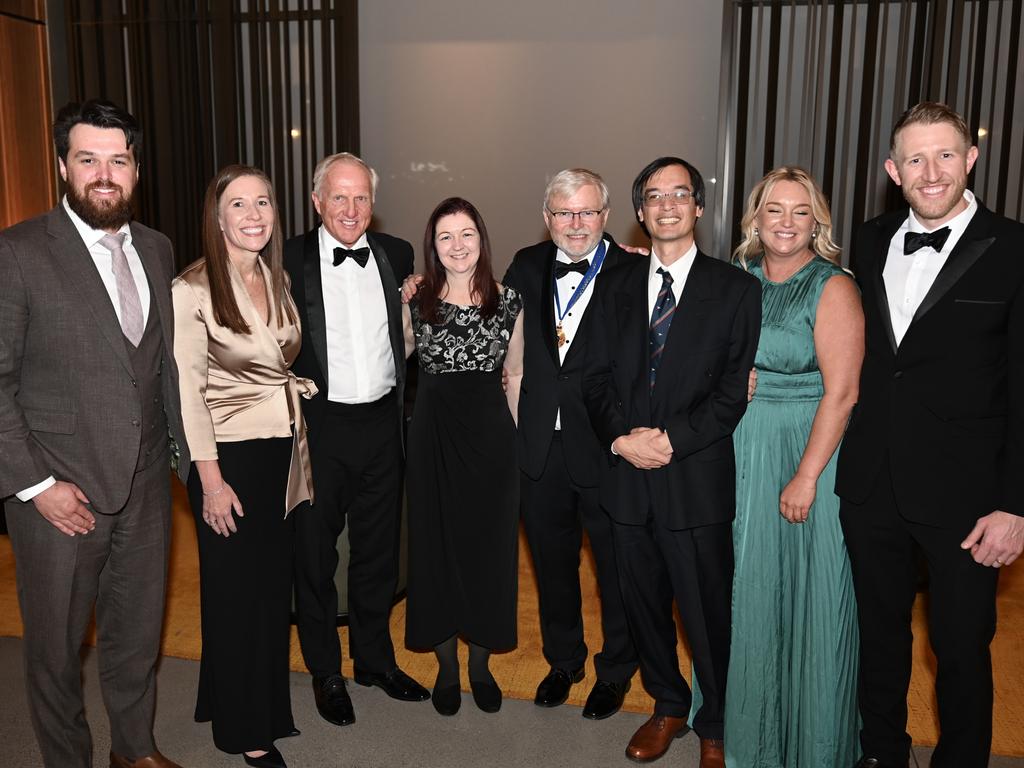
[172,258,317,514]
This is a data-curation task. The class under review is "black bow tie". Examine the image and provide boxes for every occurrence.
[554,259,590,279]
[904,227,951,255]
[333,246,370,268]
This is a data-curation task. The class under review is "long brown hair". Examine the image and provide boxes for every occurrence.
[418,197,498,324]
[201,164,296,333]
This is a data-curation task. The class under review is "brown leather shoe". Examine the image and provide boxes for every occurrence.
[110,751,184,768]
[699,738,725,768]
[625,715,689,762]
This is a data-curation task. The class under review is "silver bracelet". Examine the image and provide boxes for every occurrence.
[203,485,226,497]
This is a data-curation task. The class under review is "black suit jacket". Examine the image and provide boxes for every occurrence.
[835,203,1024,527]
[583,252,761,529]
[503,236,641,487]
[283,228,414,450]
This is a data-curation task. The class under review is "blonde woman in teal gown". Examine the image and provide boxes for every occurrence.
[695,166,865,766]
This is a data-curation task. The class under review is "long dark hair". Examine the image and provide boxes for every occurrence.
[418,197,498,324]
[200,164,295,334]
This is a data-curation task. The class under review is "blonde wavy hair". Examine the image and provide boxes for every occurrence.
[733,166,841,268]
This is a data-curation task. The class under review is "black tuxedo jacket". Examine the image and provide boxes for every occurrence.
[503,236,641,487]
[835,203,1024,527]
[582,252,761,529]
[284,228,414,449]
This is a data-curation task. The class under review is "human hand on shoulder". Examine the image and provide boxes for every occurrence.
[32,481,95,536]
[400,274,425,304]
[961,510,1024,568]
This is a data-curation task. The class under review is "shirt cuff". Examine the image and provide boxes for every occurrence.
[16,475,56,502]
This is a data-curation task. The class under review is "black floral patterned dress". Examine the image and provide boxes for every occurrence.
[405,286,523,650]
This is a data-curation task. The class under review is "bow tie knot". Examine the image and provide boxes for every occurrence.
[333,246,370,268]
[904,227,951,255]
[554,259,590,279]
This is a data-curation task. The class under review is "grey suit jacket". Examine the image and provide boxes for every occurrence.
[0,205,189,514]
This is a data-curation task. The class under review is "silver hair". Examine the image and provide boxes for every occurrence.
[312,152,380,201]
[543,168,610,211]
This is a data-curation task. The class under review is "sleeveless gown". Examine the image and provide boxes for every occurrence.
[694,256,860,766]
[405,287,523,651]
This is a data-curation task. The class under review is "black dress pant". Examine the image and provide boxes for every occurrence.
[840,463,998,768]
[520,433,636,683]
[294,392,402,678]
[612,513,733,740]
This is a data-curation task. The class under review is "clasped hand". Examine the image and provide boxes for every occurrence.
[613,427,672,469]
[202,483,244,537]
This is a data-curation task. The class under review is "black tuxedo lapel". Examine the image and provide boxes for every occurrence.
[540,242,560,366]
[131,224,173,353]
[558,235,623,369]
[616,266,652,424]
[654,253,713,404]
[868,216,902,355]
[48,208,134,374]
[301,229,330,385]
[367,232,405,385]
[909,208,995,327]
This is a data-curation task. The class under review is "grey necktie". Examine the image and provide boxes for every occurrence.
[99,232,144,347]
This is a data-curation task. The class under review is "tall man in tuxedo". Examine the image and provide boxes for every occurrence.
[837,102,1024,768]
[502,168,639,719]
[285,153,429,728]
[0,100,189,768]
[583,157,760,768]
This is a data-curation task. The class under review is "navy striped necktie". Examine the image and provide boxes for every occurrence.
[649,268,675,390]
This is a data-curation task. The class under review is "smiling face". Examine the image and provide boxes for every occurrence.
[59,123,138,232]
[637,163,703,250]
[754,179,816,261]
[885,121,979,228]
[313,160,373,246]
[434,212,480,278]
[543,183,609,260]
[218,175,274,259]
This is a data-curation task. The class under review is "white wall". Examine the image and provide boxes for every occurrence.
[360,0,724,274]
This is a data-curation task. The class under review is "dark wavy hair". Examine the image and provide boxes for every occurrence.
[418,197,498,324]
[630,156,706,238]
[200,164,295,334]
[53,99,142,164]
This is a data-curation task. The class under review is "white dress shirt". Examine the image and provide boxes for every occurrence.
[18,199,154,502]
[647,243,698,316]
[884,190,977,346]
[319,227,396,403]
[553,239,609,430]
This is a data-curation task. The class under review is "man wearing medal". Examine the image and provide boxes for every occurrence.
[502,168,641,720]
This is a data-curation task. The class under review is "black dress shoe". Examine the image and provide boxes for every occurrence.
[582,678,631,720]
[243,744,287,768]
[312,674,355,726]
[852,758,908,768]
[470,678,502,713]
[355,666,430,701]
[534,666,584,707]
[431,684,462,716]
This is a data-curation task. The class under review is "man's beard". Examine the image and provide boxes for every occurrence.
[66,179,135,230]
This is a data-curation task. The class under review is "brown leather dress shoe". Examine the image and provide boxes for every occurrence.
[699,738,725,768]
[625,715,689,763]
[109,751,184,768]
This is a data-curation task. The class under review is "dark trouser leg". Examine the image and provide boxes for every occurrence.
[840,473,918,766]
[612,517,692,718]
[656,520,733,741]
[914,524,998,768]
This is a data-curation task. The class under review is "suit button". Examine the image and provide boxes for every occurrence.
[893,370,903,379]
[130,378,137,387]
[557,374,568,381]
[131,418,140,427]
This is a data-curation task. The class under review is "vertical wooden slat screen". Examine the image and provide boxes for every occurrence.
[716,0,1024,267]
[61,0,358,270]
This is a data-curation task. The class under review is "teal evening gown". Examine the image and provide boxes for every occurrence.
[694,256,860,767]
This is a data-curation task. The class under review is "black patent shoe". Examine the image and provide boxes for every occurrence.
[582,678,631,720]
[431,684,462,716]
[312,674,355,726]
[243,744,287,768]
[354,666,430,702]
[534,666,584,707]
[470,678,502,713]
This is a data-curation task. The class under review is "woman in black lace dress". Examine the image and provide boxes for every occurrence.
[402,197,524,717]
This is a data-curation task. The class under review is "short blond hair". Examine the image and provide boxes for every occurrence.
[890,102,972,158]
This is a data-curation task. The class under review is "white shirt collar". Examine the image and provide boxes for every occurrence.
[649,242,697,283]
[63,196,132,249]
[319,225,369,260]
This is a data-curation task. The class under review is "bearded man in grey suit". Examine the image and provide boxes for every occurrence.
[0,100,189,768]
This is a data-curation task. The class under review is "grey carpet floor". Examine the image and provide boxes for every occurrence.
[0,638,1020,768]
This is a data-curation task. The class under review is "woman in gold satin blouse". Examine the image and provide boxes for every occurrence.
[173,165,316,768]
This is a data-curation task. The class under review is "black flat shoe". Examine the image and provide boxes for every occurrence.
[312,674,355,726]
[534,666,584,707]
[582,678,631,720]
[354,666,430,702]
[470,678,502,713]
[243,744,287,768]
[431,684,461,716]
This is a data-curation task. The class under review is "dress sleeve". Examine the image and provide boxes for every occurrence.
[503,286,523,329]
[171,278,219,461]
